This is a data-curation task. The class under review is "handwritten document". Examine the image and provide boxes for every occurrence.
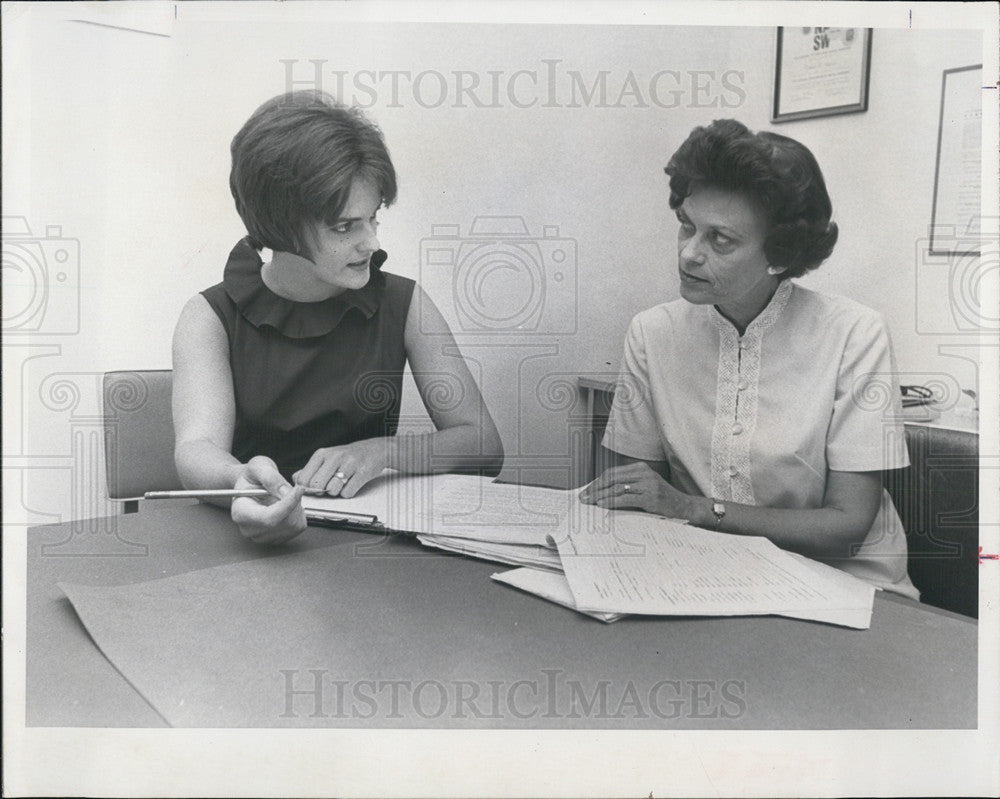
[556,514,874,627]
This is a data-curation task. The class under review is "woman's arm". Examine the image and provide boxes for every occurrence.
[172,295,306,542]
[398,284,504,474]
[171,295,244,489]
[580,459,881,560]
[293,285,504,497]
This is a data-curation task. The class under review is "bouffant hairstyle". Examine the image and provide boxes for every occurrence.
[230,90,397,256]
[664,119,838,278]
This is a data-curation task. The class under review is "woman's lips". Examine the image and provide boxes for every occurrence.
[346,259,370,270]
[680,269,709,284]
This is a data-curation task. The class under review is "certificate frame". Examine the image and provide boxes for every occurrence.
[772,27,872,123]
[929,64,984,256]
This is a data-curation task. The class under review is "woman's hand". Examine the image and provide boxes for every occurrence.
[578,462,701,521]
[293,438,389,498]
[231,456,308,544]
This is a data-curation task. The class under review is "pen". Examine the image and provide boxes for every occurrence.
[144,487,328,499]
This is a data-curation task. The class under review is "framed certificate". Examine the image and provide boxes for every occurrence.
[772,27,872,123]
[929,65,983,255]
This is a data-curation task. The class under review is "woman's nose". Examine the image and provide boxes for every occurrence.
[360,222,380,253]
[679,235,705,264]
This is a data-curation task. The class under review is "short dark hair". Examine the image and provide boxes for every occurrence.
[664,119,838,278]
[230,90,397,255]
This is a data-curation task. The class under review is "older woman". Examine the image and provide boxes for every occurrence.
[173,90,503,544]
[580,119,917,600]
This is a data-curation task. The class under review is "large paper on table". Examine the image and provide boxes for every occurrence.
[555,514,875,628]
[56,538,534,728]
[58,549,364,727]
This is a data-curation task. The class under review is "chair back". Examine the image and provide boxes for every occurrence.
[883,425,979,618]
[102,370,182,502]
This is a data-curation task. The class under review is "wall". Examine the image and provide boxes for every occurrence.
[3,7,993,522]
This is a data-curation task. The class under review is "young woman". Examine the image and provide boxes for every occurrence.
[173,91,503,544]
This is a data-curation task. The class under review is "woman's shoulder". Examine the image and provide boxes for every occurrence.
[380,270,417,294]
[200,279,230,306]
[630,297,700,331]
[787,283,887,329]
[378,271,417,316]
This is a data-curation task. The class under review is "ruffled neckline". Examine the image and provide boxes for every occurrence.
[223,237,388,338]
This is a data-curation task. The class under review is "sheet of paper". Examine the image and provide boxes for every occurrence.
[58,538,576,728]
[305,473,607,547]
[779,552,876,628]
[303,471,452,533]
[556,514,874,627]
[493,564,873,629]
[419,535,562,571]
[491,568,624,623]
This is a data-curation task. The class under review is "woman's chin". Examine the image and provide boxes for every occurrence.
[678,282,713,304]
[340,266,371,289]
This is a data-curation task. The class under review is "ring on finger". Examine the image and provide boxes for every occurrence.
[323,472,348,492]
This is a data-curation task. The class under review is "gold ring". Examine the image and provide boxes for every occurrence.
[334,472,347,480]
[623,483,632,494]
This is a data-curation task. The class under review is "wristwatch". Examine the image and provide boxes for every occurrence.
[711,499,726,530]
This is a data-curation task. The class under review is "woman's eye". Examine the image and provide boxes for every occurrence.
[711,232,733,247]
[331,222,352,234]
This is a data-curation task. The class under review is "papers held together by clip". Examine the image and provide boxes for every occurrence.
[305,509,384,531]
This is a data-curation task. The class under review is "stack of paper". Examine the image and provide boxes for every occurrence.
[545,513,875,627]
[305,473,589,570]
[305,474,876,629]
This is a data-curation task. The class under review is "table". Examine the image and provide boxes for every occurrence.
[26,503,977,729]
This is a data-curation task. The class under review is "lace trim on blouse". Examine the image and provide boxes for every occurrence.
[709,280,794,504]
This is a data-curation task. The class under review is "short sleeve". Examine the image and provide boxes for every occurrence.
[827,312,910,472]
[601,316,666,461]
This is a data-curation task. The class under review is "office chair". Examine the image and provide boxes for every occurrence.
[102,370,183,512]
[883,425,979,619]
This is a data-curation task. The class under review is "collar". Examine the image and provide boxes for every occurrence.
[223,237,388,338]
[710,279,793,337]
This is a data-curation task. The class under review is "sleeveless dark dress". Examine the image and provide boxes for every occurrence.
[201,237,415,478]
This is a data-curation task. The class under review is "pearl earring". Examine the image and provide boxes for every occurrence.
[767,266,783,276]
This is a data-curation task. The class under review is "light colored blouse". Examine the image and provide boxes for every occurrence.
[603,280,919,599]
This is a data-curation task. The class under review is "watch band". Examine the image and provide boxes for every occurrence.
[711,499,726,530]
